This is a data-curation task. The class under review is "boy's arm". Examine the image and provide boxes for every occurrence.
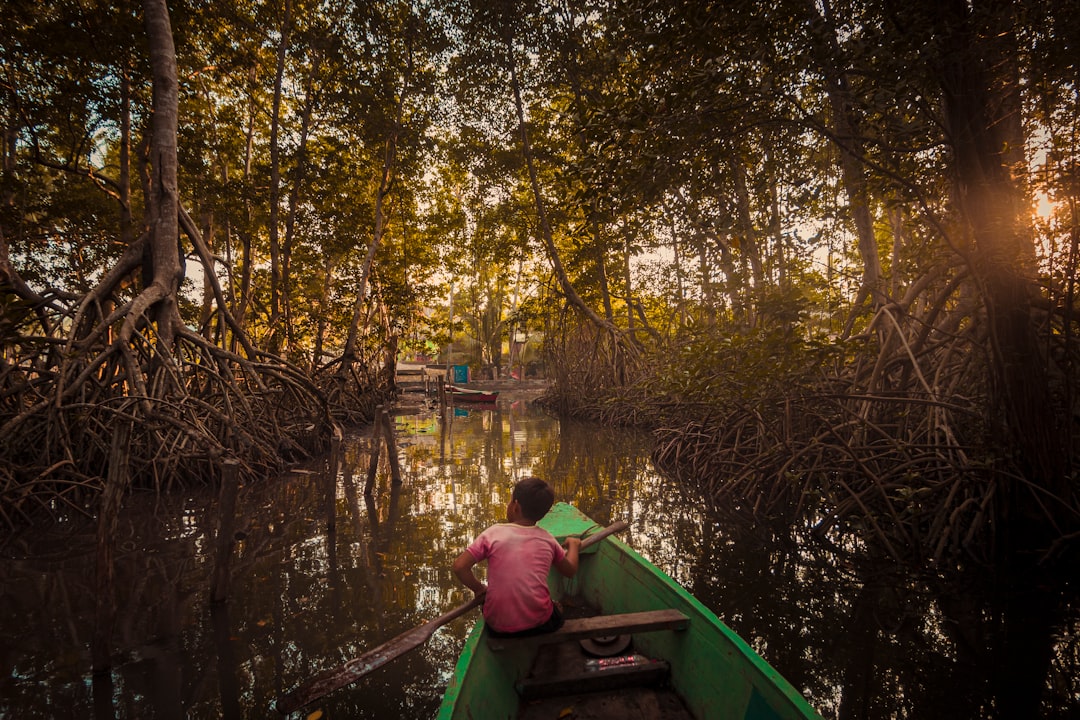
[554,537,581,578]
[452,550,487,596]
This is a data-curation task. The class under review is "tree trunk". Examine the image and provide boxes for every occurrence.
[313,252,336,372]
[933,0,1065,520]
[340,34,415,374]
[670,186,737,318]
[809,0,886,333]
[554,5,616,326]
[596,218,615,322]
[233,66,259,337]
[730,148,765,288]
[0,84,43,314]
[340,134,399,372]
[506,43,619,337]
[199,209,215,339]
[698,242,715,325]
[267,0,292,352]
[119,62,134,247]
[283,52,322,354]
[138,0,182,348]
[665,204,687,328]
[622,224,635,334]
[768,157,787,291]
[731,148,764,327]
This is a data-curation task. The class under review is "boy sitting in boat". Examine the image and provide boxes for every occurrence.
[452,477,582,637]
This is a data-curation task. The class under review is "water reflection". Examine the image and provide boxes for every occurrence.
[1,396,1077,718]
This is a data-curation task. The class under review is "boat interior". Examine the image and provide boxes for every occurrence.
[493,596,697,720]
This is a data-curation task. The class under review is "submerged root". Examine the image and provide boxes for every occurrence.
[651,391,1003,565]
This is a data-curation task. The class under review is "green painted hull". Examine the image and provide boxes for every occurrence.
[437,503,822,720]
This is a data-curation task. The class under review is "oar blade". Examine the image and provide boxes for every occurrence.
[275,626,428,714]
[275,595,484,715]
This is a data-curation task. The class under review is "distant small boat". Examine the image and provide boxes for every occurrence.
[446,385,499,403]
[437,503,822,720]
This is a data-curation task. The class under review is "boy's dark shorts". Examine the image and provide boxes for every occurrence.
[486,605,565,638]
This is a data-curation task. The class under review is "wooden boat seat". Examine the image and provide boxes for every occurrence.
[512,610,687,701]
[488,608,689,651]
[516,656,672,700]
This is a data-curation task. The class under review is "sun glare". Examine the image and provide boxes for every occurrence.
[1034,193,1057,222]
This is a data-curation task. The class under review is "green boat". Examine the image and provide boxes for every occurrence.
[437,503,822,720]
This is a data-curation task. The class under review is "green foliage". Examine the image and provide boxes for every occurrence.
[648,326,847,409]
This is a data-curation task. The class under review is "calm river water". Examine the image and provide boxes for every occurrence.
[1,390,1077,718]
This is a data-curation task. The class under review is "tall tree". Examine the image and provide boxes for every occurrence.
[928,0,1065,511]
[805,0,886,329]
[137,0,182,349]
[0,0,327,524]
[266,0,292,352]
[338,0,426,378]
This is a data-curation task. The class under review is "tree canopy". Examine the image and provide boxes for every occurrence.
[1,0,1078,572]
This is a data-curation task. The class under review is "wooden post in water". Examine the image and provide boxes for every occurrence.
[364,405,383,495]
[326,427,342,534]
[92,419,132,673]
[341,453,365,538]
[92,668,115,718]
[209,601,241,717]
[380,408,403,486]
[210,458,241,604]
[437,375,446,411]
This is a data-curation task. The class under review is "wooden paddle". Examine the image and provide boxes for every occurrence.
[274,519,628,715]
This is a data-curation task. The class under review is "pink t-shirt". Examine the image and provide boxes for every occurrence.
[466,523,566,633]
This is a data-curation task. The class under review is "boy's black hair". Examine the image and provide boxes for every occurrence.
[513,477,555,521]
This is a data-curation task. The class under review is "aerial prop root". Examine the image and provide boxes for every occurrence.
[1,315,327,531]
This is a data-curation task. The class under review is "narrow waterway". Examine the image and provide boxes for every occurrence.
[1,391,1077,718]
